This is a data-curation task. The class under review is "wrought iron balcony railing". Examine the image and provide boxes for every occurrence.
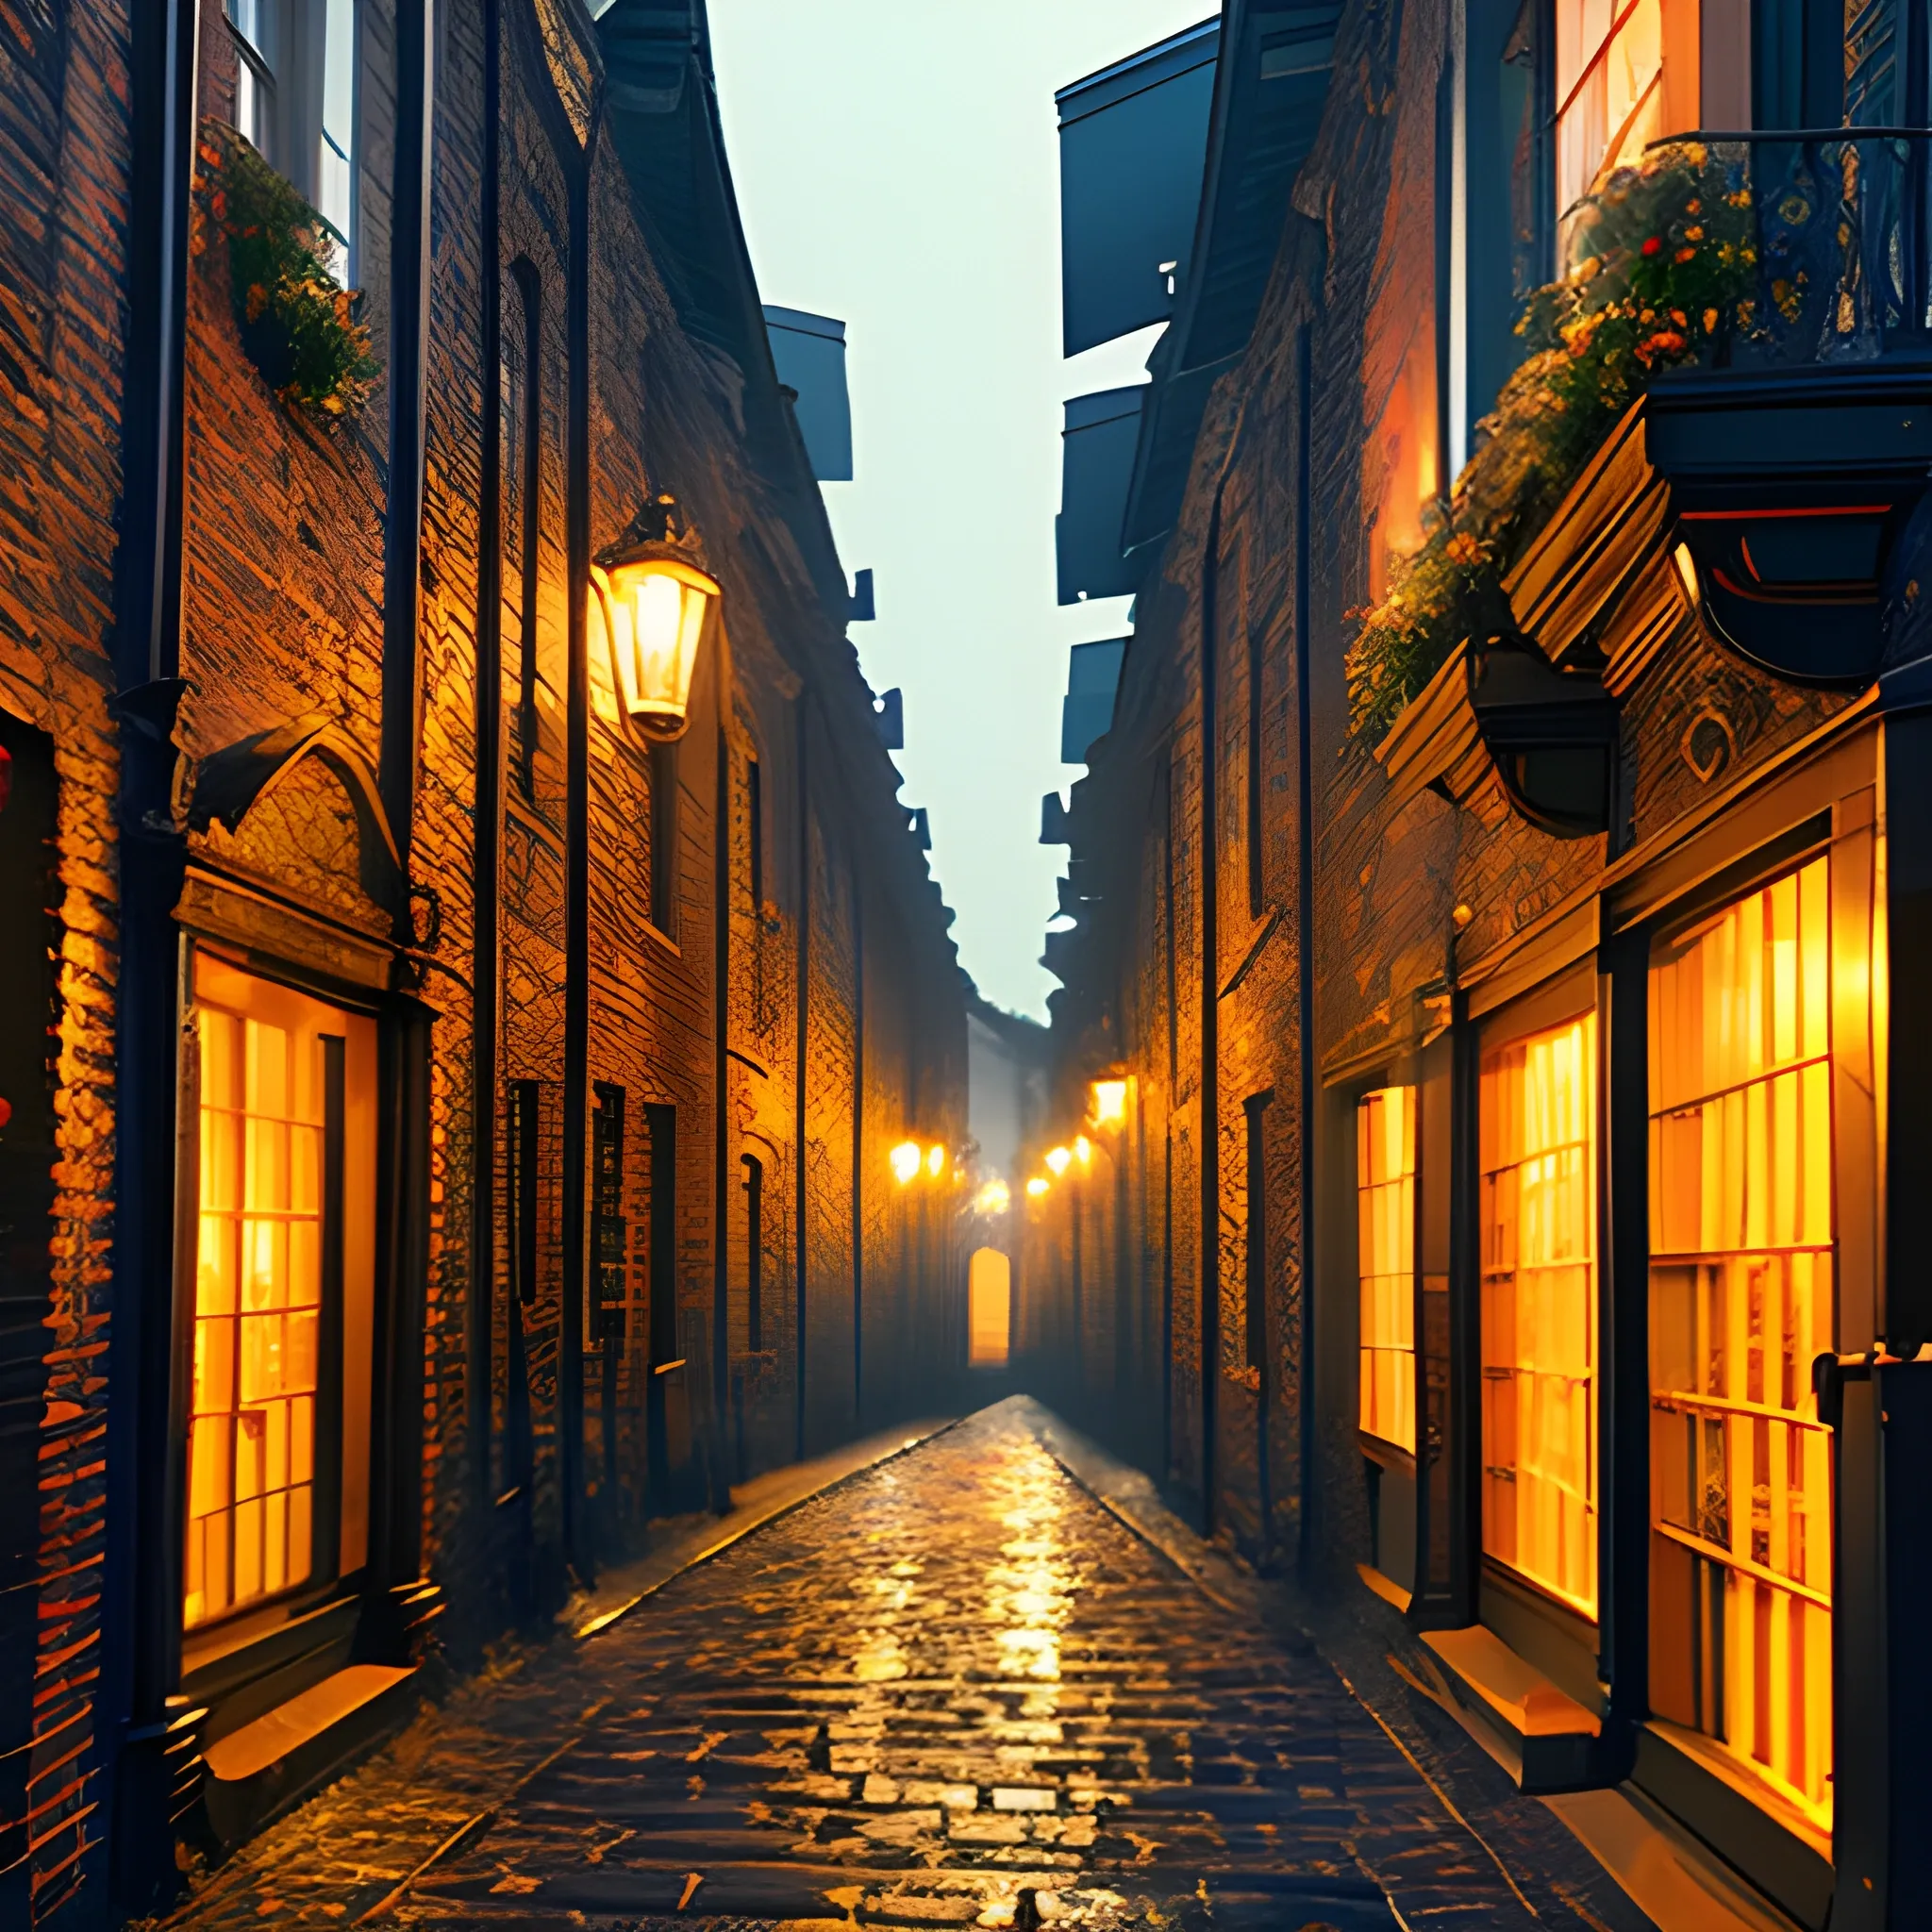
[1650,128,1932,366]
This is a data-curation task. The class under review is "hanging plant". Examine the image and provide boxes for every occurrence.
[195,120,380,421]
[1346,142,1757,742]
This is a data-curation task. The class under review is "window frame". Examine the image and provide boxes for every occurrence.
[1475,966,1603,1623]
[178,943,378,1642]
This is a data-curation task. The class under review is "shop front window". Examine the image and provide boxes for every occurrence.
[186,954,375,1631]
[1480,1012,1598,1616]
[1357,1086,1416,1452]
[1648,857,1834,1831]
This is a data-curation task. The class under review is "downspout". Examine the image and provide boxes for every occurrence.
[1294,326,1319,1574]
[713,719,731,1506]
[370,0,436,1609]
[794,696,811,1460]
[471,0,504,1550]
[559,115,592,1577]
[104,0,199,1912]
[852,867,864,1424]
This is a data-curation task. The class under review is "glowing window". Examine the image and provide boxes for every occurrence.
[1556,0,1700,225]
[1481,1011,1598,1617]
[1357,1087,1416,1452]
[1648,857,1834,1831]
[187,958,374,1630]
[969,1248,1012,1369]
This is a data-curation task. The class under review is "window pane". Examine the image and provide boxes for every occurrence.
[1648,855,1834,1831]
[1357,1086,1416,1451]
[184,964,338,1629]
[1480,1014,1597,1617]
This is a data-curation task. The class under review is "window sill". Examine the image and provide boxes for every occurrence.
[1422,1622,1605,1794]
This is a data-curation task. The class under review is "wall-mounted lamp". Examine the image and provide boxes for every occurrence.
[594,493,719,741]
[1090,1078,1127,1126]
[891,1141,923,1185]
[1074,1135,1092,1169]
[1043,1145,1071,1177]
[925,1144,946,1179]
[1025,1176,1051,1199]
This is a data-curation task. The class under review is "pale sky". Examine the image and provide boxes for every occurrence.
[707,1,1210,1020]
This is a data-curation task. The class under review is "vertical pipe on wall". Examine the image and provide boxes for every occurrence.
[794,699,811,1461]
[1293,327,1319,1574]
[105,1,200,1909]
[471,0,504,1547]
[851,874,865,1424]
[713,722,731,1507]
[1198,489,1223,1527]
[559,128,592,1575]
[380,0,435,874]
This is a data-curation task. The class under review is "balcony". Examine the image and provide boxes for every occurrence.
[1357,129,1932,796]
[1642,129,1932,686]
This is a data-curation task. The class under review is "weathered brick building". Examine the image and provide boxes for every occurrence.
[0,0,964,1919]
[1028,2,1932,1927]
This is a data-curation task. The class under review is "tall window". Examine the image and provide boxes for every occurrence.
[187,956,374,1630]
[591,1084,627,1342]
[1649,858,1833,1830]
[1556,0,1701,227]
[1243,1093,1272,1374]
[1357,1086,1416,1452]
[742,1153,764,1351]
[1481,1011,1597,1616]
[225,0,361,281]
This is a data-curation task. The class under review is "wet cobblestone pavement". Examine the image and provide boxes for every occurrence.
[155,1405,1641,1931]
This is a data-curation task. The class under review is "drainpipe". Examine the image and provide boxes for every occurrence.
[103,2,199,1911]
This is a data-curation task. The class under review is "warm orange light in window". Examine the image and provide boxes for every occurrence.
[968,1247,1012,1368]
[1555,0,1702,232]
[890,1141,923,1185]
[1480,1010,1598,1618]
[1357,1086,1416,1453]
[1044,1146,1071,1177]
[1091,1078,1127,1126]
[1648,857,1835,1831]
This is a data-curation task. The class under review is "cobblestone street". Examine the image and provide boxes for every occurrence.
[154,1405,1644,1932]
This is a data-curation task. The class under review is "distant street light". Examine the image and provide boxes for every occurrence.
[891,1141,923,1185]
[974,1178,1010,1215]
[926,1143,946,1179]
[1090,1077,1128,1127]
[1025,1176,1051,1199]
[594,493,719,741]
[1044,1145,1072,1177]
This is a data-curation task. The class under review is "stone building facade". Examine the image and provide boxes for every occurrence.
[0,0,964,1921]
[1027,2,1932,1927]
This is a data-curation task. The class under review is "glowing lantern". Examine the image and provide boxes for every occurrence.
[596,494,719,741]
[1091,1078,1127,1126]
[1074,1135,1092,1168]
[1025,1176,1051,1199]
[891,1141,923,1185]
[926,1144,946,1178]
[1044,1145,1071,1177]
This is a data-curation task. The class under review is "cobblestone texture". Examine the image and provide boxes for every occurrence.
[153,1407,1638,1932]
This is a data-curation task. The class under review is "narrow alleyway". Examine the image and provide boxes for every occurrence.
[150,1405,1648,1932]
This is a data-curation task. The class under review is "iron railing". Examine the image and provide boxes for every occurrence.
[1648,129,1932,365]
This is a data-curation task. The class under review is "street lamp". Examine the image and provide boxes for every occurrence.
[1091,1078,1128,1127]
[1044,1145,1071,1178]
[891,1141,923,1185]
[974,1178,1010,1215]
[593,493,719,742]
[1025,1176,1051,1199]
[926,1143,946,1179]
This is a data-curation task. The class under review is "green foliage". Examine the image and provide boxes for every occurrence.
[1345,143,1757,742]
[197,122,380,421]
